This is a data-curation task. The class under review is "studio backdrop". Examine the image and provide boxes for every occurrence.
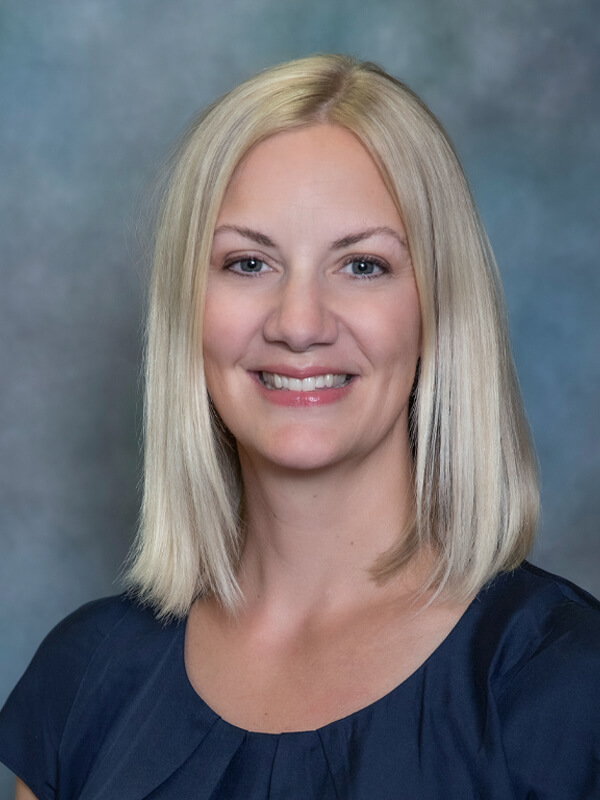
[1,0,598,792]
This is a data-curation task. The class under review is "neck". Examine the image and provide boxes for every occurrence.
[236,440,419,624]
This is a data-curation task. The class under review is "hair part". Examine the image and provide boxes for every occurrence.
[124,54,539,619]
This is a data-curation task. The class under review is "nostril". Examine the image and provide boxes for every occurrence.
[263,290,338,350]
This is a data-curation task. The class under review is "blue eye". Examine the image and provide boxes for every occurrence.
[227,257,267,274]
[341,258,387,278]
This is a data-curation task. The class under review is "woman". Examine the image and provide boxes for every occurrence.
[1,54,599,799]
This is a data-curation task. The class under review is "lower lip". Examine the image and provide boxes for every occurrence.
[252,375,355,407]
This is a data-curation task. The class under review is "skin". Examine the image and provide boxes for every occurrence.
[187,125,470,733]
[204,125,421,480]
[15,778,37,800]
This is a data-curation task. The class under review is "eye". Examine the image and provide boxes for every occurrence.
[225,257,270,275]
[340,257,389,278]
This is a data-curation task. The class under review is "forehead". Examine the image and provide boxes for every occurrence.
[216,124,402,231]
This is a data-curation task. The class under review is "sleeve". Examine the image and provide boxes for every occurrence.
[0,597,129,800]
[496,600,600,799]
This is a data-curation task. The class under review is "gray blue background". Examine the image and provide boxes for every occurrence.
[1,0,598,792]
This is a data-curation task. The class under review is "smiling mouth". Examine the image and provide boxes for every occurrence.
[259,371,353,391]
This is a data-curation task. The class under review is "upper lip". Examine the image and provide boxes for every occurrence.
[251,365,354,379]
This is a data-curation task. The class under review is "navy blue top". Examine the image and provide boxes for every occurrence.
[1,562,599,799]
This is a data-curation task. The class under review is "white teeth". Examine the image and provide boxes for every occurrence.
[260,371,350,391]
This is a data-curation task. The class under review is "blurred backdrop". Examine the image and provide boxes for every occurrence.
[1,0,598,791]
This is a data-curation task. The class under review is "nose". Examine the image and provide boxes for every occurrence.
[262,272,338,352]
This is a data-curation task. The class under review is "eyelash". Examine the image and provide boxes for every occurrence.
[340,255,390,279]
[222,254,391,279]
[223,255,270,277]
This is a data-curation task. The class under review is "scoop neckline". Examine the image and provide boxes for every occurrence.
[176,586,483,738]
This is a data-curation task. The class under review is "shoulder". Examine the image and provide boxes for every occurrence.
[478,562,600,685]
[24,594,157,692]
[480,563,600,797]
[471,562,600,696]
[458,560,600,717]
[0,594,152,734]
[35,594,136,659]
[0,594,172,799]
[19,592,177,717]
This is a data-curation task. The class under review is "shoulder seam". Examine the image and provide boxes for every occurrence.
[491,596,600,703]
[55,599,133,761]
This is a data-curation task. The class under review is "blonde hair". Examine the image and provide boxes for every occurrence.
[125,54,539,618]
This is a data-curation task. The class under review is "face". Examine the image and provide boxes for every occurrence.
[203,124,421,474]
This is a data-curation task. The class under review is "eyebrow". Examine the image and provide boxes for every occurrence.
[213,224,408,250]
[331,226,408,250]
[213,225,275,247]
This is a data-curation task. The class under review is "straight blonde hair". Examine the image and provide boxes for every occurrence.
[125,54,539,618]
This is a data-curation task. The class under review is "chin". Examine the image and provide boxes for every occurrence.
[242,430,349,473]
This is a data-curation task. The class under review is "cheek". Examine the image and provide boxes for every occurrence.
[361,292,422,368]
[201,286,260,384]
[201,292,233,387]
[395,286,422,361]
